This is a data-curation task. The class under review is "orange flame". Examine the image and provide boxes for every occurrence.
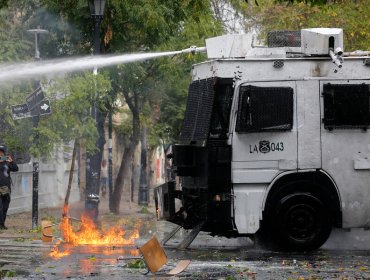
[60,213,139,246]
[62,204,68,218]
[49,241,70,259]
[49,206,140,259]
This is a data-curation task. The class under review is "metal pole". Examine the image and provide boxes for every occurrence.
[31,116,39,229]
[85,16,102,220]
[27,28,48,229]
[139,127,148,206]
[34,33,39,59]
[32,33,40,230]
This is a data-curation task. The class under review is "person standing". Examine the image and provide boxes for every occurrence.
[100,159,108,198]
[0,145,18,230]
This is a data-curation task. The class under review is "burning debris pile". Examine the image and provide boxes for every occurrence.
[49,206,140,258]
[59,214,139,246]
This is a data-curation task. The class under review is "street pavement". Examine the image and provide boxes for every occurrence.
[0,198,369,279]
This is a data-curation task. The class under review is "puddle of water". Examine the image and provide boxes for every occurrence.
[46,243,142,276]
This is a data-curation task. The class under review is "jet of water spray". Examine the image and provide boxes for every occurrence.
[0,50,184,83]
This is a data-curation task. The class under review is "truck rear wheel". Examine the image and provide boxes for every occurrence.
[270,192,332,251]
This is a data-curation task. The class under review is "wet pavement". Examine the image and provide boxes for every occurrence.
[0,202,369,279]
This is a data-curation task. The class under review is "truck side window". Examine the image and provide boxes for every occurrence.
[236,85,294,132]
[323,83,370,130]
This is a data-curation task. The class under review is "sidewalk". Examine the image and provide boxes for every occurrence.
[0,195,156,240]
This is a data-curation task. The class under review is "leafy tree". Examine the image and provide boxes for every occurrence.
[102,0,223,213]
[35,72,111,157]
[239,0,369,51]
[0,2,33,62]
[246,0,338,5]
[0,0,225,214]
[0,2,40,160]
[0,0,112,157]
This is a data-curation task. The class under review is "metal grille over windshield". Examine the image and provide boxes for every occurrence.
[180,78,216,141]
[267,30,301,48]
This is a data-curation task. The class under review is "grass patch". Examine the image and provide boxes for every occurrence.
[126,259,146,269]
[139,207,151,214]
[0,270,17,277]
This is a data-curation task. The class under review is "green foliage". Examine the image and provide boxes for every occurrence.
[126,259,146,269]
[275,0,329,4]
[0,0,9,10]
[0,70,111,159]
[0,270,17,277]
[31,72,112,157]
[241,0,369,51]
[115,107,133,144]
[247,0,334,5]
[138,206,150,214]
[0,82,35,160]
[0,0,224,162]
[0,6,32,62]
[37,0,92,57]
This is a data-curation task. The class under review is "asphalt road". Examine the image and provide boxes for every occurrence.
[0,221,369,279]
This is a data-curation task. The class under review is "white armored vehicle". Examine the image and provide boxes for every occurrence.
[155,28,370,251]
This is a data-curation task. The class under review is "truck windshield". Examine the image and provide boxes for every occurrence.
[180,78,234,142]
[209,79,234,139]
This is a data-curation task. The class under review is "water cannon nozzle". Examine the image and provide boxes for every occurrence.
[329,49,343,69]
[181,46,207,55]
[335,47,343,56]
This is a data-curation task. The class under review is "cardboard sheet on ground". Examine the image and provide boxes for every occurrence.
[139,236,168,273]
[139,236,190,275]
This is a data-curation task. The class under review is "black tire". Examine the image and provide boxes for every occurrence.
[269,192,332,251]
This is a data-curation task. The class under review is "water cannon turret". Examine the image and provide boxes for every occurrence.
[301,28,344,69]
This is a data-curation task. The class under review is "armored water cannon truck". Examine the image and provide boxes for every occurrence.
[155,28,370,251]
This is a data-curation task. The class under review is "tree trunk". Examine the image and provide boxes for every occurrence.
[111,141,134,214]
[130,93,141,202]
[111,91,140,213]
[131,142,140,202]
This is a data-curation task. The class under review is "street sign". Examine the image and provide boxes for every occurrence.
[26,86,44,111]
[12,87,51,120]
[40,99,51,115]
[31,99,51,117]
[11,103,31,120]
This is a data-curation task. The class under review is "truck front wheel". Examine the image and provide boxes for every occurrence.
[270,192,332,251]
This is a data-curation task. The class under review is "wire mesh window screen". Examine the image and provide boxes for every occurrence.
[180,78,216,141]
[267,30,301,48]
[209,79,234,139]
[323,83,370,130]
[236,86,294,133]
